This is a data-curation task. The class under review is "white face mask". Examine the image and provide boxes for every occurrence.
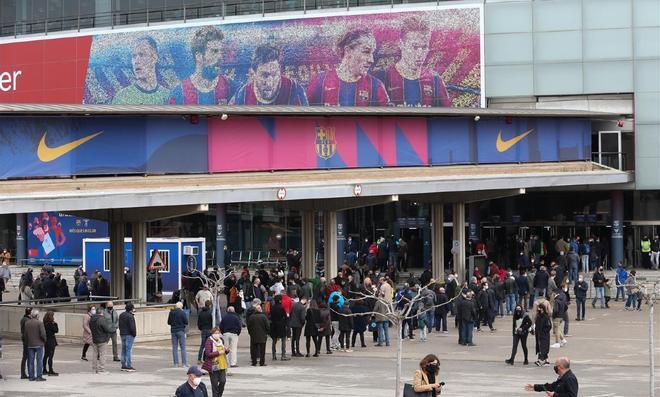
[212,333,221,340]
[192,377,202,386]
[91,309,96,315]
[578,278,583,282]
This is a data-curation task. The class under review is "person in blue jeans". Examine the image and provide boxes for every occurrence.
[614,262,628,301]
[119,302,137,371]
[374,300,390,346]
[591,267,607,309]
[196,300,213,363]
[168,301,189,367]
[23,309,46,381]
[457,291,478,346]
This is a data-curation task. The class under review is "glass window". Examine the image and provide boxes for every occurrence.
[1,0,17,36]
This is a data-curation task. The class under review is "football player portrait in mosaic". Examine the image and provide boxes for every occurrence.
[84,8,481,108]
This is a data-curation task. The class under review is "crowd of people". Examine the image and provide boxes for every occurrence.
[4,231,656,397]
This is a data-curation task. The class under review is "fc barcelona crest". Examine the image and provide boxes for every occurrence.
[423,85,433,97]
[315,125,336,160]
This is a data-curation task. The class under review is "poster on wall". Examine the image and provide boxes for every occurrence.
[0,5,483,108]
[27,212,108,265]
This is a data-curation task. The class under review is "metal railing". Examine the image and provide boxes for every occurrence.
[1,0,445,38]
[592,151,628,171]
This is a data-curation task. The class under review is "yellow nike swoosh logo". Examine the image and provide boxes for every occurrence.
[37,131,103,162]
[496,129,534,153]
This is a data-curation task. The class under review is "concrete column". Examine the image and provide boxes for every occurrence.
[468,202,480,243]
[452,203,466,283]
[336,211,346,268]
[109,221,126,299]
[301,211,315,279]
[131,221,147,303]
[611,191,624,267]
[431,204,444,280]
[216,204,226,269]
[15,213,26,266]
[324,211,338,279]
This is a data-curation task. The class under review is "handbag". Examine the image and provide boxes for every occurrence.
[368,316,377,332]
[403,383,431,397]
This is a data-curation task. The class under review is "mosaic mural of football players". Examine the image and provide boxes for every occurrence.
[169,26,233,105]
[229,45,308,105]
[307,28,390,107]
[112,36,170,105]
[382,17,451,107]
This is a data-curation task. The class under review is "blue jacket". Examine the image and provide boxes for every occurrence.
[219,312,242,335]
[615,267,628,285]
[515,275,529,295]
[167,308,189,333]
[327,291,345,308]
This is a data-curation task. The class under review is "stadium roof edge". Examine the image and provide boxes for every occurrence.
[0,104,622,118]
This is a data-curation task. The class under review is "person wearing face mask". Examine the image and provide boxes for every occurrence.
[81,305,95,361]
[411,354,443,396]
[103,301,120,362]
[118,303,137,372]
[573,275,588,321]
[175,365,209,397]
[524,356,578,396]
[202,327,228,397]
[591,267,607,309]
[533,304,552,367]
[506,305,532,365]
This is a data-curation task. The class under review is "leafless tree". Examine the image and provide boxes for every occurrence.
[330,280,458,397]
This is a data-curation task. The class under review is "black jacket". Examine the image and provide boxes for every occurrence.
[175,381,209,397]
[119,311,137,337]
[534,271,549,289]
[533,369,579,397]
[269,303,287,338]
[511,313,532,336]
[573,281,588,299]
[456,298,478,323]
[247,311,270,343]
[45,321,58,347]
[197,307,213,331]
[592,272,606,288]
[304,307,321,336]
[337,307,354,332]
[434,292,449,315]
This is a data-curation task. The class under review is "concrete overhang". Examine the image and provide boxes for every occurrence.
[0,104,624,118]
[63,205,209,222]
[0,162,633,214]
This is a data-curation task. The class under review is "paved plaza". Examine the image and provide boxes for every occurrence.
[1,296,659,397]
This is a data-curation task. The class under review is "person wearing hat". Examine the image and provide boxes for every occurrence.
[175,365,209,397]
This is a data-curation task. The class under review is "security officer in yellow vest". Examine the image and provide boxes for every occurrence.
[640,236,652,269]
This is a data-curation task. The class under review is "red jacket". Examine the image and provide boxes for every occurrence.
[281,294,293,316]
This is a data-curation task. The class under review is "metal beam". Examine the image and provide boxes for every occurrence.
[0,104,623,118]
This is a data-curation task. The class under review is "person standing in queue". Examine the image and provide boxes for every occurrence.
[505,304,532,365]
[42,311,59,376]
[525,356,578,396]
[533,303,552,367]
[412,354,443,396]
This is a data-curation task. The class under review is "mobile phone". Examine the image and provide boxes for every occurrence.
[440,382,445,386]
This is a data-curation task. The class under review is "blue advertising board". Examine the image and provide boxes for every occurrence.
[27,212,108,265]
